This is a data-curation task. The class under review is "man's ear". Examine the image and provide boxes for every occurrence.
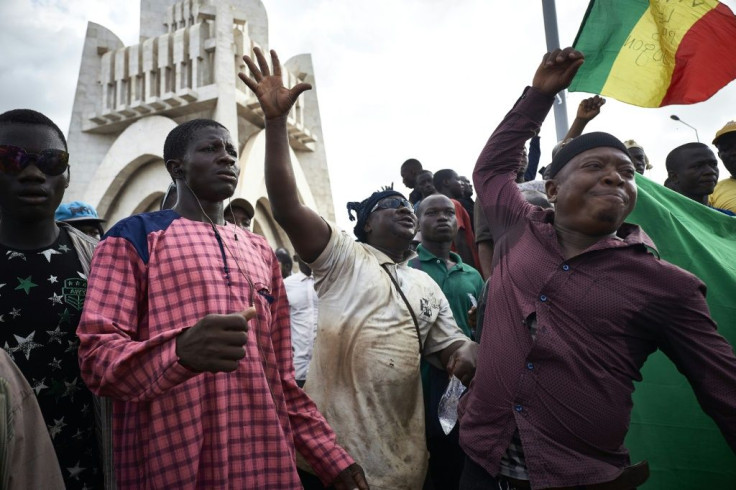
[545,179,558,203]
[363,214,373,235]
[166,159,183,180]
[667,170,678,185]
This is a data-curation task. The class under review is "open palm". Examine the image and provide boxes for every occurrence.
[239,47,312,120]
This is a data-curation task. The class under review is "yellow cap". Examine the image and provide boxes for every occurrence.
[713,120,736,145]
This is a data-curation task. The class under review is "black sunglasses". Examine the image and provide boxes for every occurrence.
[370,197,413,213]
[0,144,69,176]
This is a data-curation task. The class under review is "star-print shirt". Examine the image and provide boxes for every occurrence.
[0,227,102,490]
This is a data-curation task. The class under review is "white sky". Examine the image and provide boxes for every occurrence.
[1,0,734,233]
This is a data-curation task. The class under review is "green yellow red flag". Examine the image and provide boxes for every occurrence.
[625,174,736,488]
[569,0,736,107]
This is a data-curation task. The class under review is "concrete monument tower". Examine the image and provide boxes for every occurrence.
[66,0,335,247]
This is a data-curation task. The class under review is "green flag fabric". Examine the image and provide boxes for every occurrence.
[625,174,736,489]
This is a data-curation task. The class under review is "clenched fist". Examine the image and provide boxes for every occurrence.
[176,307,257,373]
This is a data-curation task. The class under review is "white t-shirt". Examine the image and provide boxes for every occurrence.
[283,271,318,382]
[302,228,470,489]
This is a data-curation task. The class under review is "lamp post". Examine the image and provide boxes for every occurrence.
[670,115,700,142]
[542,0,570,142]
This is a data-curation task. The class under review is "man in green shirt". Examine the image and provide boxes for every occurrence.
[411,193,483,490]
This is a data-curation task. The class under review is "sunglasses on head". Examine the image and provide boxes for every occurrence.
[370,197,412,213]
[0,144,69,176]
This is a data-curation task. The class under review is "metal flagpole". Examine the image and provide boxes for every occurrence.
[541,0,570,142]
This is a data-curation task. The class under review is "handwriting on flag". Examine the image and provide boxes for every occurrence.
[622,1,712,67]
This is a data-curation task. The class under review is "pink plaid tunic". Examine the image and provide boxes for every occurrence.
[78,211,353,489]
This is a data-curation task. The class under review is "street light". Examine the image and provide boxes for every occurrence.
[670,115,700,142]
[541,0,569,143]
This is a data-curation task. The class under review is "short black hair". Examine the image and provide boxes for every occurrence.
[163,119,227,162]
[0,109,67,150]
[417,169,433,179]
[432,169,456,190]
[666,142,711,172]
[401,158,422,170]
[274,247,293,264]
[416,193,452,218]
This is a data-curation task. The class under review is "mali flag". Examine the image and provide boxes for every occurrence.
[569,0,736,107]
[625,174,736,488]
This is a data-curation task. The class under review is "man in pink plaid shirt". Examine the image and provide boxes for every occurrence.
[77,118,368,489]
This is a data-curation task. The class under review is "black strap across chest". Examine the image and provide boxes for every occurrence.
[380,263,424,355]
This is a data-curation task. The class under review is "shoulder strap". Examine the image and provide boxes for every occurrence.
[380,264,423,355]
[59,222,97,277]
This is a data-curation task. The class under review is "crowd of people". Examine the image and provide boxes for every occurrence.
[0,44,735,490]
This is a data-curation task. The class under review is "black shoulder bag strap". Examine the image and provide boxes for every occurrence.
[381,263,424,355]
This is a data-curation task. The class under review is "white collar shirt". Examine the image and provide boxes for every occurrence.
[284,271,318,382]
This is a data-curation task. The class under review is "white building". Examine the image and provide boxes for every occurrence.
[66,0,335,248]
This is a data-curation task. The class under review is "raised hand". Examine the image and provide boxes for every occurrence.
[239,47,312,120]
[532,47,585,97]
[175,307,257,373]
[576,95,606,121]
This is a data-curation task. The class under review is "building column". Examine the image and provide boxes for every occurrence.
[212,2,239,143]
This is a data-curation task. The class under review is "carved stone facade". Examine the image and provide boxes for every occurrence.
[66,0,335,248]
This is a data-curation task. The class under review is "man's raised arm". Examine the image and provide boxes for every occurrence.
[239,48,331,262]
[473,48,584,239]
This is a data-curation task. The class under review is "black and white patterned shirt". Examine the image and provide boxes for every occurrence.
[0,227,101,489]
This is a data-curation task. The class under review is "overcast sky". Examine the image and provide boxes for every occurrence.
[1,0,734,233]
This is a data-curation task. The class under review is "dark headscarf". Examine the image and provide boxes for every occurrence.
[347,188,405,242]
[547,132,629,178]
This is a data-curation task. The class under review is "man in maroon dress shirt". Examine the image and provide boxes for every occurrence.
[459,48,736,490]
